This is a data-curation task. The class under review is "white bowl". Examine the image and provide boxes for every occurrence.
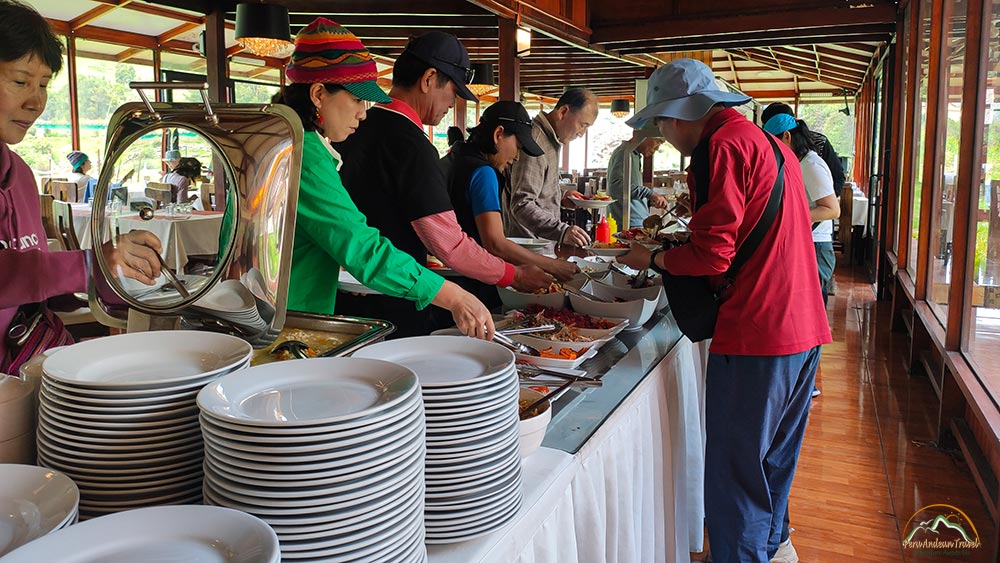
[0,464,79,556]
[507,237,553,253]
[569,283,657,331]
[518,388,551,459]
[568,257,612,275]
[497,286,566,311]
[590,278,667,311]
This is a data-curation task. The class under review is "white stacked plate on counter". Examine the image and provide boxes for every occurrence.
[2,505,280,562]
[0,464,79,556]
[197,357,427,562]
[354,336,524,543]
[35,331,252,520]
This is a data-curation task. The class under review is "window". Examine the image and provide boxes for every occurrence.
[964,0,1000,383]
[928,0,968,324]
[908,0,934,278]
[893,6,913,256]
[74,44,154,178]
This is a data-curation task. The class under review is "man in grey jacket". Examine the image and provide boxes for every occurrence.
[607,131,668,229]
[503,88,597,247]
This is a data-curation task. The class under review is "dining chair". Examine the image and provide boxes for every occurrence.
[51,181,80,203]
[52,200,81,251]
[145,183,173,209]
[38,194,61,249]
[199,182,215,210]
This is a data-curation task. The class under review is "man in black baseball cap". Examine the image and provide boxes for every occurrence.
[334,32,553,335]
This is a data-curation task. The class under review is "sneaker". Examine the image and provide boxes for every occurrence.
[770,538,799,563]
[811,387,821,398]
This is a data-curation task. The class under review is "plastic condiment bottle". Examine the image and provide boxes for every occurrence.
[595,216,611,243]
[607,216,619,241]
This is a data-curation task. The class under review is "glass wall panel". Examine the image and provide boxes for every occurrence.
[908,0,934,277]
[20,52,70,179]
[895,7,913,256]
[74,44,154,181]
[964,0,1000,385]
[928,0,968,324]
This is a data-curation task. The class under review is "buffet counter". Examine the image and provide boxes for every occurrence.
[427,312,707,563]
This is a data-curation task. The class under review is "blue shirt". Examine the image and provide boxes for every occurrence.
[468,165,501,216]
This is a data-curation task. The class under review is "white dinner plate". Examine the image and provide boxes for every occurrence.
[424,497,522,543]
[37,424,201,454]
[425,486,522,525]
[418,367,516,397]
[43,331,251,388]
[38,408,201,437]
[426,412,519,446]
[352,336,513,387]
[198,358,417,427]
[2,505,279,563]
[582,244,631,257]
[506,237,552,251]
[570,197,615,209]
[421,380,519,411]
[0,465,79,557]
[425,419,519,459]
[425,461,521,501]
[425,403,515,432]
[262,482,423,536]
[40,382,197,413]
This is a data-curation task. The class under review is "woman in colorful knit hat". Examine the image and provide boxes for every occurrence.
[277,17,493,340]
[65,150,94,195]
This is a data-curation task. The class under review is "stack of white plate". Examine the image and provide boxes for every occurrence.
[0,464,79,556]
[2,505,280,562]
[35,331,252,520]
[197,358,428,562]
[354,336,524,543]
[192,279,267,331]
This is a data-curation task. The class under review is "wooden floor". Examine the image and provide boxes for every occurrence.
[692,262,997,562]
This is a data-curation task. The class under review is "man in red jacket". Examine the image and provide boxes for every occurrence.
[620,59,832,563]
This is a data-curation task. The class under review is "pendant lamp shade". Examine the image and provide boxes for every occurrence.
[610,99,630,118]
[468,63,496,96]
[235,3,294,58]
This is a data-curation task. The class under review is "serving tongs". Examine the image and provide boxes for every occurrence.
[493,332,540,356]
[518,364,601,386]
[520,378,576,418]
[564,284,612,304]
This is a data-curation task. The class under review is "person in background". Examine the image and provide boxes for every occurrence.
[160,156,201,204]
[162,149,181,175]
[65,150,94,194]
[761,102,845,197]
[443,101,580,308]
[617,59,831,563]
[446,126,464,152]
[335,30,551,337]
[278,18,493,340]
[504,87,596,247]
[0,0,162,371]
[607,127,668,229]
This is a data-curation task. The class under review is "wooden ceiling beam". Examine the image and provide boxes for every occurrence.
[116,47,145,63]
[804,44,875,65]
[287,15,497,28]
[158,21,203,44]
[739,48,865,82]
[591,4,897,44]
[277,0,485,15]
[70,1,132,30]
[608,25,894,52]
[731,49,859,90]
[93,0,202,24]
[47,19,157,49]
[766,45,870,74]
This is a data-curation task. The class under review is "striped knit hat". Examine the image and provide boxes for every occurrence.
[66,151,88,171]
[285,18,390,104]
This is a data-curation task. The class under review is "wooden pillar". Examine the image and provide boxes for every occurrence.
[455,97,467,132]
[66,35,80,150]
[204,7,227,104]
[152,49,162,102]
[498,17,520,102]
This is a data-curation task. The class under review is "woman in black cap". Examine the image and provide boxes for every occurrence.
[444,101,579,306]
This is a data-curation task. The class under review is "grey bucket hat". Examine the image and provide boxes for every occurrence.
[627,59,751,129]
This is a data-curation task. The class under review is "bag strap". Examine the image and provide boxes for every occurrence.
[726,132,785,279]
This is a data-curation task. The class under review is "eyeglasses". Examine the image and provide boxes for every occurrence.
[431,56,474,83]
[497,116,531,127]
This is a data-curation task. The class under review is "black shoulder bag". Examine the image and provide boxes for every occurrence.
[657,131,786,342]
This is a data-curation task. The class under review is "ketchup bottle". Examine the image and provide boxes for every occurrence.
[595,216,611,244]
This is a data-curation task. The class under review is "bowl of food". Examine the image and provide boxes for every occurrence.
[590,277,667,311]
[497,283,567,311]
[568,282,658,331]
[583,241,631,257]
[518,387,552,459]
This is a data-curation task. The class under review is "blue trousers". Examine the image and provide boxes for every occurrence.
[704,346,821,563]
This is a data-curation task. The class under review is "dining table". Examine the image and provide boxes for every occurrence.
[71,205,224,272]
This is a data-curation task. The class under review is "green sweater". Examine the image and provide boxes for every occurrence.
[287,131,445,315]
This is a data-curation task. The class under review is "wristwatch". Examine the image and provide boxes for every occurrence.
[648,249,668,275]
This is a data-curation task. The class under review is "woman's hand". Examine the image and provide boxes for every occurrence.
[100,230,163,285]
[432,281,495,340]
[544,258,580,282]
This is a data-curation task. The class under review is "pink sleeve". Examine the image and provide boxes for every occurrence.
[0,248,89,309]
[411,211,512,286]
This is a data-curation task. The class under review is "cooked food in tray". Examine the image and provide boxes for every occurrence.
[250,328,352,365]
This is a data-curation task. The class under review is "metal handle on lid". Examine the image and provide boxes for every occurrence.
[128,81,218,124]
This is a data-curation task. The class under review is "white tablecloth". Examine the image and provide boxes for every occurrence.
[73,209,224,271]
[427,337,705,563]
[852,194,869,227]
